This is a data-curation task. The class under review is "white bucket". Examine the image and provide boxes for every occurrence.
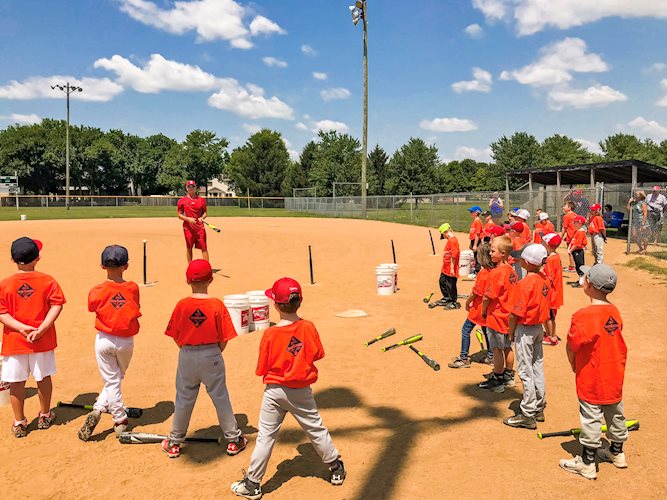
[376,266,395,296]
[379,263,399,292]
[246,290,270,332]
[20,214,27,221]
[459,250,474,277]
[0,357,9,407]
[223,294,250,335]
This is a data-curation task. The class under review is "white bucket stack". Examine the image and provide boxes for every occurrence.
[0,355,9,407]
[246,290,270,332]
[223,294,251,335]
[375,263,399,295]
[459,250,474,277]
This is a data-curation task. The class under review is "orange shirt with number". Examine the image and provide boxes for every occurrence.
[88,281,141,337]
[543,252,563,309]
[467,268,489,327]
[0,271,66,355]
[441,236,460,277]
[567,304,626,405]
[511,272,550,325]
[165,297,237,347]
[256,319,324,388]
[484,263,518,334]
[469,217,483,241]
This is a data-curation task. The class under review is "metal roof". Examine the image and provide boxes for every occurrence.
[510,160,667,185]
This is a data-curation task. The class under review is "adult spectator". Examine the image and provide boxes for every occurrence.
[626,190,649,254]
[565,189,590,218]
[488,192,504,223]
[646,186,667,243]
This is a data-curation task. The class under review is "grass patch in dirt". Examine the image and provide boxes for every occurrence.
[625,257,667,281]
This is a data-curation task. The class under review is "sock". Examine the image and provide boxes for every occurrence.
[14,419,27,426]
[39,412,51,418]
[504,369,514,377]
[582,446,596,465]
[610,442,623,455]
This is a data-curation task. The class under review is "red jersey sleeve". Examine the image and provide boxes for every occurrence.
[256,333,270,376]
[312,325,325,361]
[0,292,8,315]
[567,315,592,353]
[47,279,66,306]
[165,302,181,341]
[484,267,502,299]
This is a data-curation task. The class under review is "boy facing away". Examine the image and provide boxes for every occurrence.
[541,233,564,347]
[436,223,460,309]
[567,215,588,288]
[231,277,345,500]
[79,245,141,441]
[560,264,628,480]
[561,202,577,272]
[0,237,65,437]
[161,259,247,458]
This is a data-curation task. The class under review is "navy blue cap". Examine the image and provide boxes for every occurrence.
[11,237,42,265]
[101,245,129,267]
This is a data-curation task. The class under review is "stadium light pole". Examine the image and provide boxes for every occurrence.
[349,1,368,217]
[51,82,83,210]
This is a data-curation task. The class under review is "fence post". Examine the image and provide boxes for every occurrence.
[409,193,413,223]
[46,196,49,208]
[116,197,119,207]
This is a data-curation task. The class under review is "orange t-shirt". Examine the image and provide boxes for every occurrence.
[569,228,588,250]
[0,271,66,355]
[588,215,605,234]
[467,268,489,327]
[563,212,576,241]
[256,319,324,388]
[441,237,460,277]
[165,297,237,347]
[533,221,555,243]
[484,263,518,334]
[483,220,495,238]
[543,252,563,309]
[521,224,532,244]
[511,272,550,325]
[567,304,626,405]
[469,218,483,241]
[88,281,141,337]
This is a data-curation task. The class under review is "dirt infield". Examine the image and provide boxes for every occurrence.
[0,217,665,499]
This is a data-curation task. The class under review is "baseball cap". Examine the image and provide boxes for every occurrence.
[101,244,129,267]
[185,180,196,188]
[580,264,617,293]
[488,225,506,237]
[186,259,213,282]
[468,205,482,213]
[538,212,550,220]
[541,232,562,248]
[11,237,43,265]
[482,210,491,217]
[510,243,547,266]
[653,185,661,190]
[438,223,451,233]
[509,221,524,233]
[590,203,601,211]
[265,277,303,304]
[517,209,530,220]
[574,215,586,224]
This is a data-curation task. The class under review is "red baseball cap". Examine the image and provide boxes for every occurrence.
[265,277,303,304]
[574,215,586,224]
[509,221,524,233]
[590,203,601,211]
[186,259,212,282]
[488,225,506,237]
[541,232,562,248]
[185,180,196,188]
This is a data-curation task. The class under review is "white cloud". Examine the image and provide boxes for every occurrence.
[574,138,603,154]
[313,119,349,133]
[282,137,299,161]
[320,87,351,101]
[242,123,261,134]
[0,113,41,125]
[117,0,284,48]
[643,62,666,74]
[464,23,484,38]
[312,72,327,81]
[472,0,667,36]
[295,122,309,131]
[656,79,667,107]
[301,44,317,56]
[548,85,627,110]
[500,38,608,87]
[454,146,492,162]
[0,75,124,102]
[452,67,492,93]
[419,118,478,132]
[262,57,287,68]
[208,79,294,120]
[627,116,667,141]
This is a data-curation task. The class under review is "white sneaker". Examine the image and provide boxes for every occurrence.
[597,448,627,468]
[113,419,129,437]
[468,273,477,279]
[559,455,597,480]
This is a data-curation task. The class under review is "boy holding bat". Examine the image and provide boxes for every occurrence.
[79,245,141,441]
[231,277,345,499]
[437,223,460,309]
[560,264,628,480]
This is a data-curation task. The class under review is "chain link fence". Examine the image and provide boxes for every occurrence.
[0,195,285,209]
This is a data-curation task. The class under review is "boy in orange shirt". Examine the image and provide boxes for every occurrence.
[508,221,525,279]
[436,223,460,309]
[587,203,607,265]
[560,264,628,480]
[161,259,246,458]
[567,216,588,288]
[231,277,345,499]
[561,202,577,272]
[0,237,65,437]
[482,211,495,243]
[479,236,518,393]
[541,233,563,346]
[503,244,550,429]
[533,212,556,243]
[515,209,532,243]
[468,206,483,277]
[79,245,141,441]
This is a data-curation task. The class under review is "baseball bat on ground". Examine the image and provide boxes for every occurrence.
[475,329,485,351]
[203,220,221,233]
[364,328,396,346]
[382,334,423,352]
[423,292,434,304]
[537,419,639,439]
[409,345,440,371]
[119,431,222,445]
[57,401,143,419]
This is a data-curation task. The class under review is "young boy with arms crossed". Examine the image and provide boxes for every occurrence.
[541,233,564,347]
[503,244,550,429]
[561,202,577,272]
[587,203,607,265]
[0,237,65,437]
[79,245,141,441]
[231,277,345,500]
[479,236,518,393]
[436,223,460,309]
[567,216,588,288]
[560,264,628,480]
[161,259,247,458]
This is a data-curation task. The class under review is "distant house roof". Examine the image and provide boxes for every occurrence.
[510,160,667,185]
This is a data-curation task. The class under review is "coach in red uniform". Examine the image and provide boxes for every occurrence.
[177,180,209,263]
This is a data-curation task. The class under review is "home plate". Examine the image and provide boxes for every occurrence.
[335,309,368,318]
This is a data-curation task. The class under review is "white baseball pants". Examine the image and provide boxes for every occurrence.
[247,385,340,484]
[514,324,546,418]
[93,332,134,423]
[578,399,628,448]
[591,234,605,264]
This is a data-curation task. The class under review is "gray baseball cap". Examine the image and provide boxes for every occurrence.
[580,264,617,293]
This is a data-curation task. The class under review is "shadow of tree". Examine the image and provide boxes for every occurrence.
[262,443,329,494]
[183,414,257,465]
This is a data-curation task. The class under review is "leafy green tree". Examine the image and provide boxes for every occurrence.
[537,134,594,166]
[299,140,318,182]
[308,131,361,196]
[281,161,307,196]
[83,138,127,195]
[384,138,439,195]
[600,133,644,161]
[131,134,177,195]
[490,132,540,188]
[367,144,389,195]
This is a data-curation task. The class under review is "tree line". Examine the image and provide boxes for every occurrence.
[1,119,666,196]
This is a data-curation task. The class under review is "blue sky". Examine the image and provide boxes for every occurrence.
[1,0,666,163]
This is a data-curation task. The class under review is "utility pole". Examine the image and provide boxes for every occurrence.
[52,82,83,209]
[350,1,368,217]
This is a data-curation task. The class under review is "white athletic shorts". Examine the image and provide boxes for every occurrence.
[1,350,56,383]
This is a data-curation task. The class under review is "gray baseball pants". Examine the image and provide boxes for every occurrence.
[247,385,340,483]
[514,324,546,418]
[578,399,628,448]
[169,344,241,443]
[591,233,605,264]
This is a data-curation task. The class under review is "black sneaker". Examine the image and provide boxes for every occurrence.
[453,302,462,309]
[503,370,516,387]
[503,413,537,429]
[444,302,458,310]
[231,470,262,500]
[478,373,505,393]
[535,410,545,422]
[482,370,494,379]
[329,459,346,486]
